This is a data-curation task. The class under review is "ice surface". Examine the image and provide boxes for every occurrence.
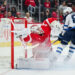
[0,37,75,75]
[0,44,75,75]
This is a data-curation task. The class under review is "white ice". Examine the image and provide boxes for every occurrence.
[0,42,75,75]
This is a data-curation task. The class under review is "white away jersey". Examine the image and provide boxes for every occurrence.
[65,12,75,27]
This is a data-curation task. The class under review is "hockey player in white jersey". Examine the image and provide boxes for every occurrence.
[52,2,75,62]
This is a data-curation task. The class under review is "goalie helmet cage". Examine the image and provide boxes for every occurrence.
[11,18,27,69]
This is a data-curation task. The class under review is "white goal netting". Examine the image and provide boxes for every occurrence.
[0,18,11,68]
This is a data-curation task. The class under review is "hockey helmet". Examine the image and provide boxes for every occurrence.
[63,7,72,16]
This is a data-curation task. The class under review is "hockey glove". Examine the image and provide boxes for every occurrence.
[58,33,63,41]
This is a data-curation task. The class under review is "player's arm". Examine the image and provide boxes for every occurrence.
[58,15,70,41]
[62,15,70,35]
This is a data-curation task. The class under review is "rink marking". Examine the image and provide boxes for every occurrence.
[0,40,60,47]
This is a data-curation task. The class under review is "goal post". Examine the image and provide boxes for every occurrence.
[0,18,28,69]
[11,18,27,69]
[11,21,14,69]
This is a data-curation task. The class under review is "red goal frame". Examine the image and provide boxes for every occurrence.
[11,18,27,69]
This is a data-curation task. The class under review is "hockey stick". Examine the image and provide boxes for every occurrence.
[51,39,59,45]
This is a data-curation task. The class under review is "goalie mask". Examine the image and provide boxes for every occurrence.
[31,25,44,34]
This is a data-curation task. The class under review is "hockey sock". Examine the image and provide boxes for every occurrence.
[68,42,75,58]
[64,42,75,61]
[50,44,66,63]
[56,44,66,55]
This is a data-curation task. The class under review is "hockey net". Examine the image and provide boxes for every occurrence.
[0,18,28,69]
[0,18,52,69]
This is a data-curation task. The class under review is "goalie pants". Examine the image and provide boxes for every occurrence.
[61,29,75,45]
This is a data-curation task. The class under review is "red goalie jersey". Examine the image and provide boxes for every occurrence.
[23,18,57,58]
[23,17,57,45]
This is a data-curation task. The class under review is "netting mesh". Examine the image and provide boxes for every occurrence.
[0,18,11,68]
[0,18,26,68]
